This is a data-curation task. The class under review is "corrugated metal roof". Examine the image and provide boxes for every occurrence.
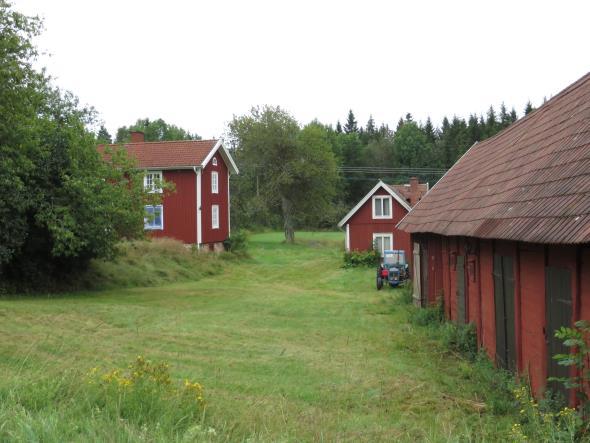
[398,72,590,244]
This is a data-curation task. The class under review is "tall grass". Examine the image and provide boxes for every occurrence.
[74,238,235,291]
[0,356,215,442]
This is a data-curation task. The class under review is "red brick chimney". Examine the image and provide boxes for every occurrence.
[409,176,420,207]
[130,131,145,143]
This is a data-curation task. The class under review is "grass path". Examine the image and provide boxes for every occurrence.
[0,232,515,441]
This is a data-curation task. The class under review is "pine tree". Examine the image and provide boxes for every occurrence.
[486,105,498,136]
[378,123,391,139]
[336,121,342,133]
[524,101,534,115]
[467,114,481,144]
[499,103,511,128]
[405,112,413,122]
[96,125,112,144]
[422,117,436,144]
[509,107,518,123]
[396,117,405,131]
[343,110,358,134]
[366,115,376,135]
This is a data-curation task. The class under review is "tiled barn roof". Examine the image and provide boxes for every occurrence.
[100,139,218,168]
[398,72,590,244]
[99,139,239,174]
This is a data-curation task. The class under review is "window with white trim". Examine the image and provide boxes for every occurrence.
[373,233,393,256]
[211,171,219,194]
[144,171,163,193]
[144,205,164,230]
[372,195,392,219]
[212,204,219,229]
[212,157,218,166]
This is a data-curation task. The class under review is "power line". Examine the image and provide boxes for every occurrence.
[338,166,447,175]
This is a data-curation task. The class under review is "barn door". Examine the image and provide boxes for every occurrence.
[493,255,516,371]
[412,242,421,306]
[545,267,572,400]
[456,255,466,324]
[420,242,429,307]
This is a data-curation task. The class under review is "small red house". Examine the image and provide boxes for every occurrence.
[398,72,590,400]
[338,178,428,259]
[103,131,239,250]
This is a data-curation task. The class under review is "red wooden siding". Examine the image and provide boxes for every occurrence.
[348,189,411,261]
[414,232,590,398]
[519,243,546,393]
[200,152,229,244]
[479,240,495,359]
[150,170,196,243]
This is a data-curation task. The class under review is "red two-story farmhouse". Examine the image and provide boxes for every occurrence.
[104,131,239,250]
[338,178,428,260]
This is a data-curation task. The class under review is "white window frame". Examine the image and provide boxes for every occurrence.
[372,195,392,219]
[212,204,219,229]
[212,157,218,166]
[211,171,219,194]
[144,170,163,193]
[372,233,393,256]
[144,205,164,230]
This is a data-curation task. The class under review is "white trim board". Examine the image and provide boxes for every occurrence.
[227,172,231,236]
[338,180,411,228]
[201,140,240,175]
[345,224,350,251]
[196,168,202,245]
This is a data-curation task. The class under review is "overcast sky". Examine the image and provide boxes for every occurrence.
[13,0,590,139]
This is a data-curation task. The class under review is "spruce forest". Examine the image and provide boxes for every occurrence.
[228,102,536,232]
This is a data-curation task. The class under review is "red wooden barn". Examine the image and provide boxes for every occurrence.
[398,72,590,400]
[338,178,428,259]
[103,131,239,250]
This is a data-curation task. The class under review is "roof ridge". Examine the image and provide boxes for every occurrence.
[107,139,217,146]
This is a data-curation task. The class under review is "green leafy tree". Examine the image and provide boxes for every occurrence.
[116,118,201,142]
[393,121,431,168]
[229,106,337,242]
[0,2,157,288]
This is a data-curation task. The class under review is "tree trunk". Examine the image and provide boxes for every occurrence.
[281,195,295,243]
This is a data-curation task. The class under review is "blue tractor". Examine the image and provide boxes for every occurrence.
[376,249,409,290]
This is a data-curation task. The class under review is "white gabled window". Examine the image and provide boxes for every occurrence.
[212,204,219,229]
[373,233,393,256]
[144,205,164,230]
[144,170,163,193]
[372,195,392,219]
[211,171,219,194]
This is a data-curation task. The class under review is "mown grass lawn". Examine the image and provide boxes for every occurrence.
[0,232,517,442]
